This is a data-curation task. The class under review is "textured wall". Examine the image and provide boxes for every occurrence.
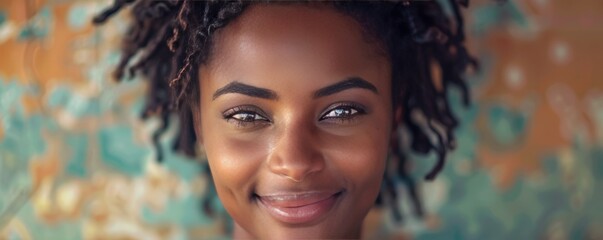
[0,0,602,239]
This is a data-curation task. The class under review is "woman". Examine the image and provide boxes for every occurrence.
[93,0,475,238]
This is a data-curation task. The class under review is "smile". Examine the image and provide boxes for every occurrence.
[256,191,343,225]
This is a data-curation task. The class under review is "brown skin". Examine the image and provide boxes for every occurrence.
[194,4,394,239]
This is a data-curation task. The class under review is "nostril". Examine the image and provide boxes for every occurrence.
[266,124,325,182]
[269,157,325,183]
[283,174,303,183]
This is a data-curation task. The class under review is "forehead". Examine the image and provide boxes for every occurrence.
[203,4,389,82]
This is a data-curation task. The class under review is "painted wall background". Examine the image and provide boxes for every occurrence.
[0,0,602,239]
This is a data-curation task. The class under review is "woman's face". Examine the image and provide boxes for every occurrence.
[196,4,393,239]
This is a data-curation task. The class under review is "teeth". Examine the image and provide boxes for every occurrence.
[259,192,340,208]
[264,193,314,202]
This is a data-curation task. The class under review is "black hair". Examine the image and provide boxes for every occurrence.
[93,0,477,222]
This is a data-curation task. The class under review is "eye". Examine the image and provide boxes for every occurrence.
[222,105,270,128]
[319,102,366,122]
[230,112,268,122]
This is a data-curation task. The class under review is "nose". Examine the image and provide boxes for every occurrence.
[267,119,325,182]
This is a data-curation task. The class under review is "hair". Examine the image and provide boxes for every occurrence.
[93,0,477,222]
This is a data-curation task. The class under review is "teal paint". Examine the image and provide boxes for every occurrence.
[12,201,82,240]
[0,10,6,26]
[414,141,603,240]
[47,85,71,108]
[0,80,43,223]
[449,86,480,162]
[0,116,52,239]
[471,4,503,36]
[66,133,89,177]
[141,194,214,227]
[18,7,52,40]
[64,94,97,117]
[505,2,530,29]
[0,80,48,161]
[471,2,530,36]
[162,147,203,182]
[0,79,26,118]
[488,104,527,148]
[592,147,603,180]
[67,4,88,29]
[47,85,102,117]
[5,114,48,160]
[435,0,453,17]
[99,125,149,176]
[151,110,203,180]
[541,154,560,176]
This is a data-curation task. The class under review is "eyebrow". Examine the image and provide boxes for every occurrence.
[313,77,378,98]
[212,82,278,100]
[212,77,378,100]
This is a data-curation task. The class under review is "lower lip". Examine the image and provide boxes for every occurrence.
[257,192,341,224]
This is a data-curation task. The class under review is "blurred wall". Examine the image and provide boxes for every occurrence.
[0,0,602,239]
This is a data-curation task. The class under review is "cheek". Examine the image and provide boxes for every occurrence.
[325,122,390,192]
[202,130,270,228]
[204,131,266,193]
[201,117,269,208]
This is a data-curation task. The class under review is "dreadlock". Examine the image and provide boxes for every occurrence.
[93,0,477,222]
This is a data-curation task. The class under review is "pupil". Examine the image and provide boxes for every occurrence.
[243,113,254,121]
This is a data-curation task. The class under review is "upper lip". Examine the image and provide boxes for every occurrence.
[256,191,341,208]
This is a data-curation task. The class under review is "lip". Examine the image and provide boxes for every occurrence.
[256,191,342,224]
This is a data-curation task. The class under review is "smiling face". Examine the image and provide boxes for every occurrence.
[195,4,393,239]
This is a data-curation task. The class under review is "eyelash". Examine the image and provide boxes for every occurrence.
[222,105,271,128]
[222,102,367,128]
[319,102,367,123]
